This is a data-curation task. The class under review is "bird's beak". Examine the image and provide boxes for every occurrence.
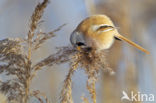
[115,34,150,54]
[76,46,82,51]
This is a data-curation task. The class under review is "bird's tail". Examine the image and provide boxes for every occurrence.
[115,34,149,54]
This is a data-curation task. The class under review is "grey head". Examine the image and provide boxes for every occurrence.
[70,30,91,51]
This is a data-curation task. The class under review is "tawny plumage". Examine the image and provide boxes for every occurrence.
[70,15,149,54]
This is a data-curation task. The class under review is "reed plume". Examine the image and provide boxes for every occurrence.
[60,48,114,103]
[0,0,65,102]
[0,0,114,103]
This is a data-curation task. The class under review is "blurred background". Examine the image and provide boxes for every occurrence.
[0,0,156,103]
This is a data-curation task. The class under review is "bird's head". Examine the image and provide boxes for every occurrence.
[70,15,118,51]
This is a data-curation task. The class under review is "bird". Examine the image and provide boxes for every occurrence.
[70,14,149,54]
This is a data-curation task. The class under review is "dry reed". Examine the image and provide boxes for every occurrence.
[0,0,66,103]
[60,52,80,103]
[0,0,114,103]
[0,92,8,103]
[60,48,114,103]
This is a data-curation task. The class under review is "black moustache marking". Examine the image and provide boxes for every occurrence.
[76,42,86,46]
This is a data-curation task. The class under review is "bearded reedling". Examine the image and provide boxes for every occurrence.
[70,15,149,54]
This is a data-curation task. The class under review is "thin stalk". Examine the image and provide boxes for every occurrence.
[24,32,32,103]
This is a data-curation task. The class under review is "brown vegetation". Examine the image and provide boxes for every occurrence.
[0,0,112,103]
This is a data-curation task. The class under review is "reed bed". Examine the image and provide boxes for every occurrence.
[0,0,113,103]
